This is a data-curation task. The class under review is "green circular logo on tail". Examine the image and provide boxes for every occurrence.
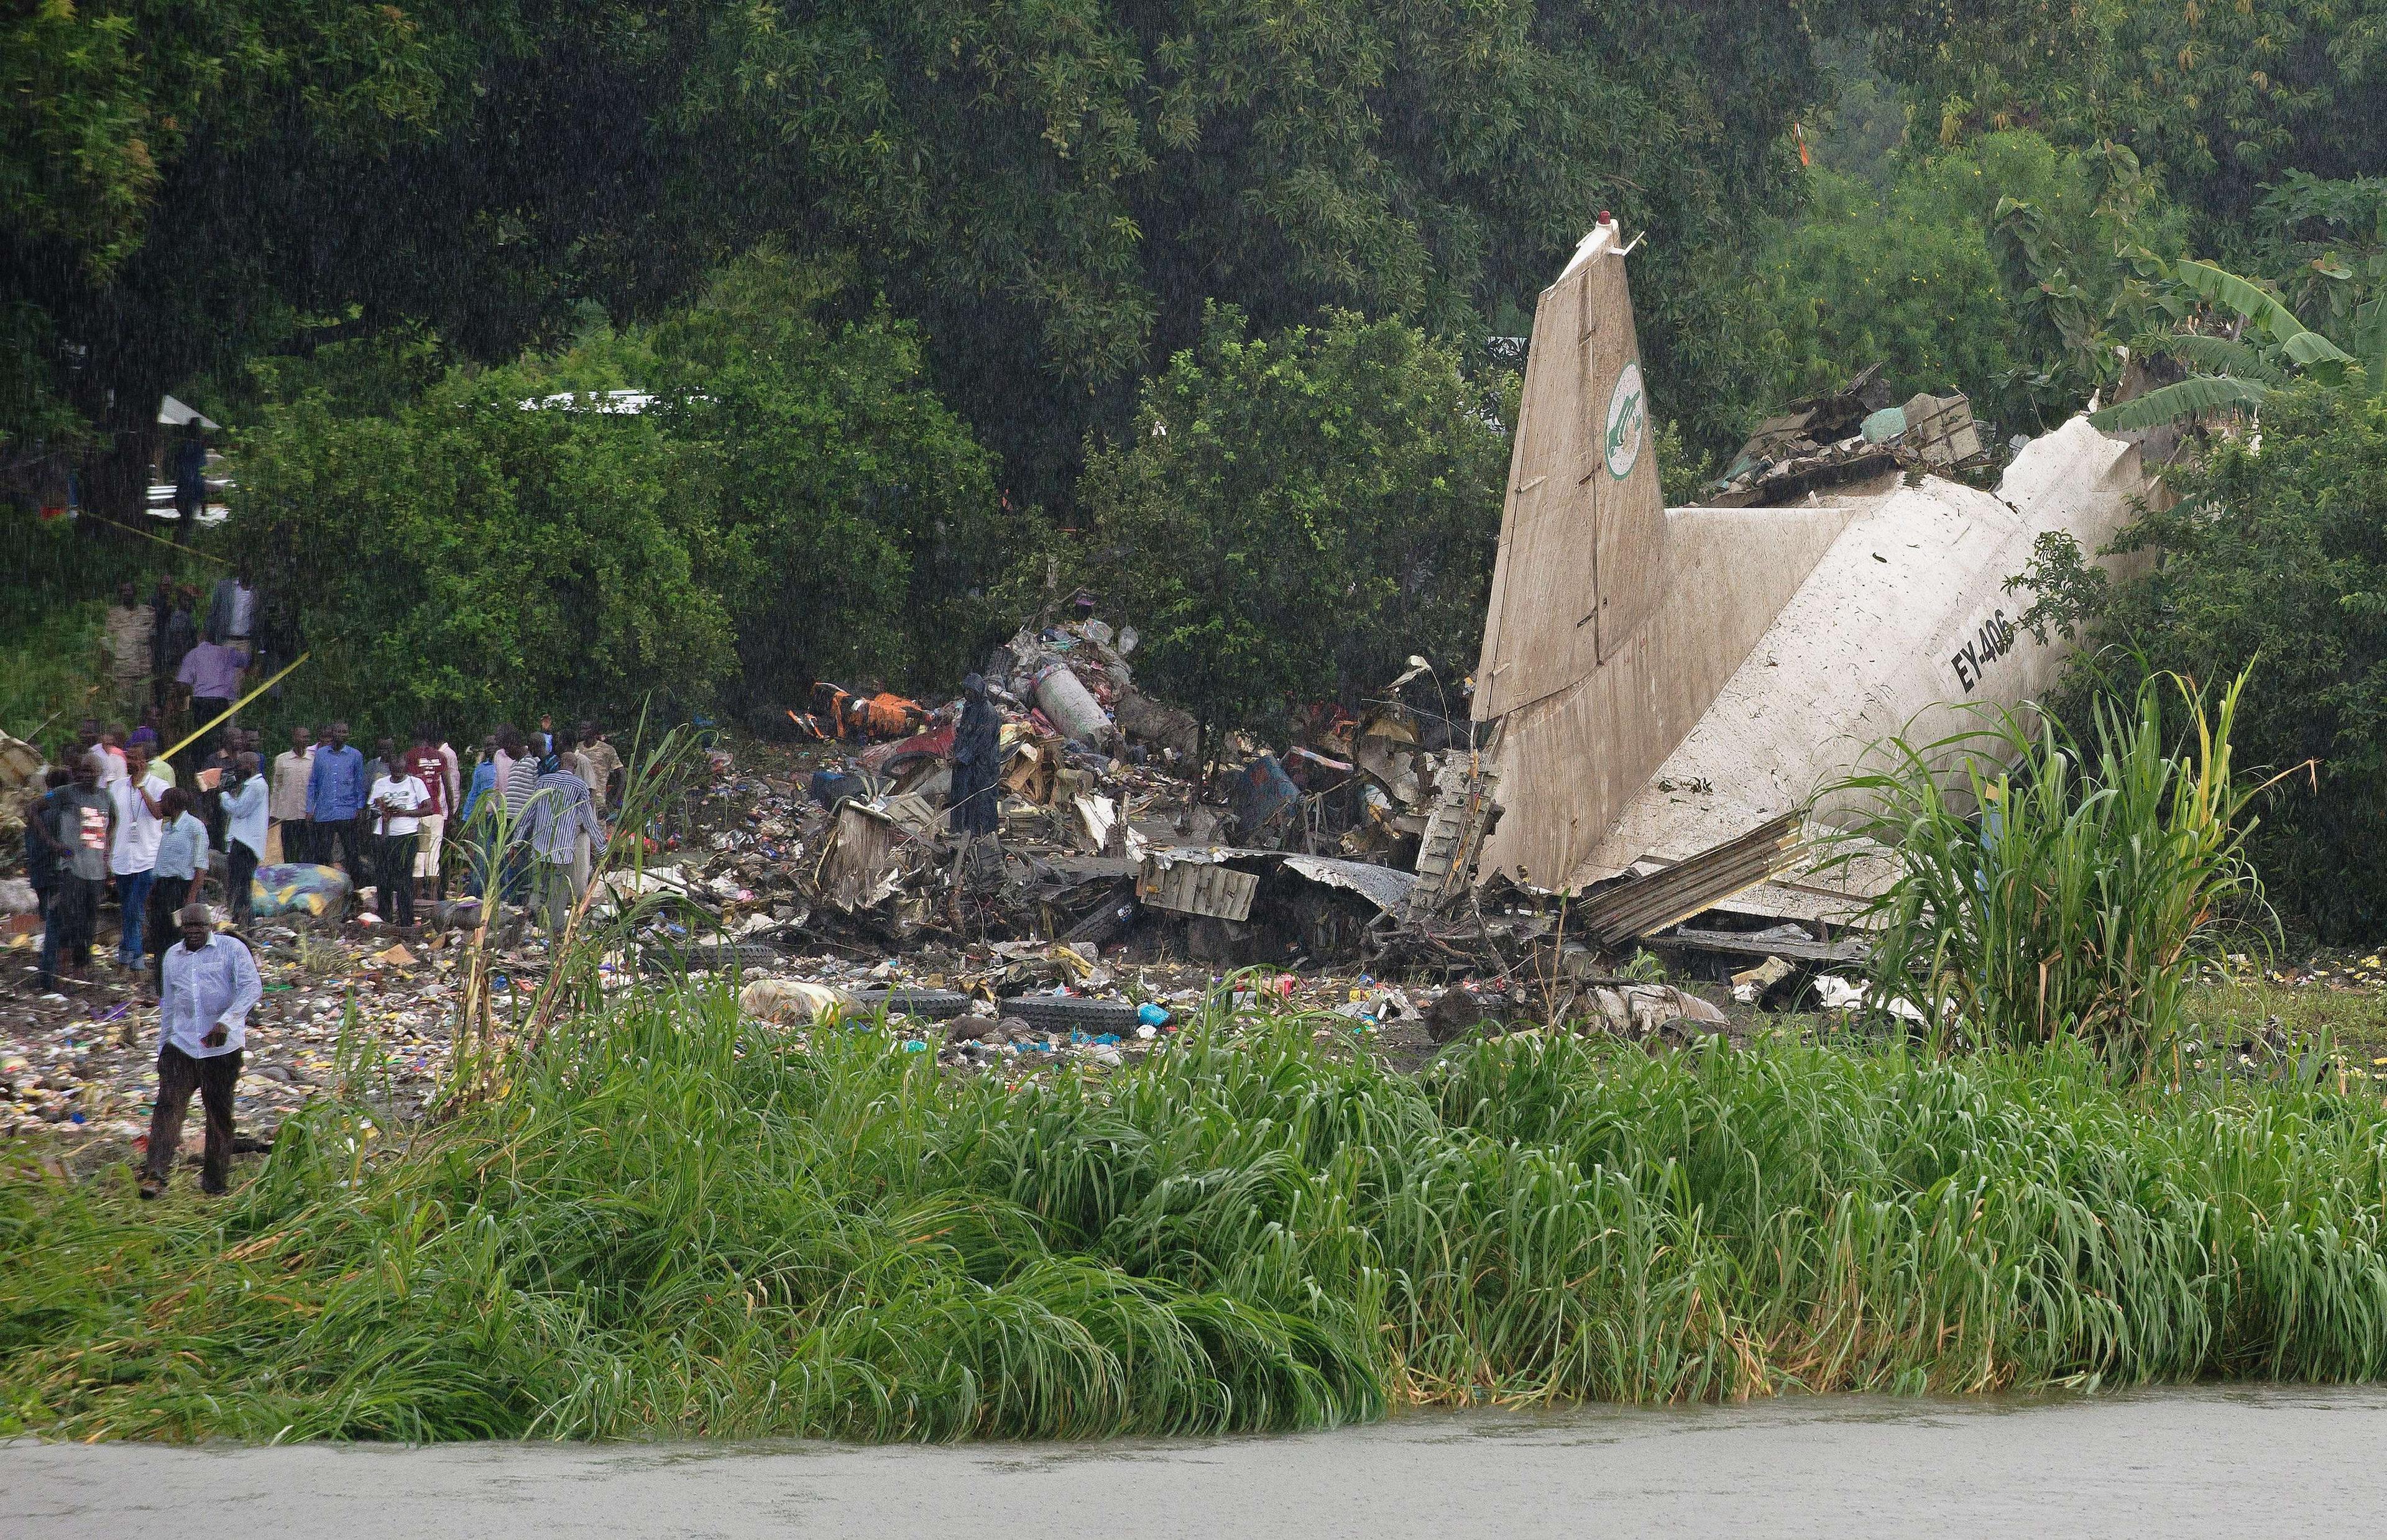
[1604,360,1645,480]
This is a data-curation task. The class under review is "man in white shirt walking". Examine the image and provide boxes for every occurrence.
[141,906,260,1199]
[367,743,432,927]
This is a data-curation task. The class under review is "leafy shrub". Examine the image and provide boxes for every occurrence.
[2013,379,2387,937]
[1821,671,2266,1076]
[1080,304,1507,751]
[227,251,1009,735]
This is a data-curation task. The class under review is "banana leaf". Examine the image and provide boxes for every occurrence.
[2154,335,2291,387]
[2087,374,2270,432]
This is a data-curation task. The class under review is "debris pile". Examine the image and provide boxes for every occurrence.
[1704,364,1986,506]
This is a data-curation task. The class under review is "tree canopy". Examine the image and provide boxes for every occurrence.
[227,252,1002,734]
[1081,304,1508,753]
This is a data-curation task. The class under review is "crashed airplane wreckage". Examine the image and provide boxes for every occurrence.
[663,218,2151,982]
[1465,215,2155,943]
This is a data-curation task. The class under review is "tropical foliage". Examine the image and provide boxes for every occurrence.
[1082,305,1508,754]
[2016,382,2387,938]
[226,253,1003,733]
[1820,672,2266,1077]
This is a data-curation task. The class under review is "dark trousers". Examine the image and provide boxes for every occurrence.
[145,876,189,984]
[227,841,259,924]
[45,875,101,981]
[190,696,233,759]
[144,1044,241,1193]
[374,832,418,925]
[316,816,362,876]
[33,880,58,988]
[275,818,310,865]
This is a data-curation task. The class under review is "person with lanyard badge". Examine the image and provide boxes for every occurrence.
[147,786,209,989]
[367,749,432,927]
[223,751,269,925]
[140,905,261,1200]
[108,743,169,969]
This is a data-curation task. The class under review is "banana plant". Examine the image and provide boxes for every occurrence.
[2089,259,2387,431]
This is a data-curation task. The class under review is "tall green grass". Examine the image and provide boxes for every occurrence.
[1823,671,2268,1076]
[9,994,2387,1442]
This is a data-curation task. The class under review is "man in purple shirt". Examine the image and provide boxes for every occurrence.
[175,638,247,762]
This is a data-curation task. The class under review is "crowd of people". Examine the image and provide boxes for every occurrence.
[18,561,638,1198]
[19,710,627,998]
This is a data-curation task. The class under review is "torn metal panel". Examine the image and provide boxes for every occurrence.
[1572,813,1806,945]
[822,802,902,912]
[1136,850,1261,920]
[1413,756,1500,901]
[1281,855,1420,914]
[1565,419,2148,891]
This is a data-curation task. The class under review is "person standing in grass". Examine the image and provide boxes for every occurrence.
[223,751,267,925]
[578,721,622,811]
[141,905,259,1201]
[499,731,543,905]
[366,748,431,927]
[25,768,70,992]
[147,787,209,988]
[108,743,168,969]
[458,736,501,898]
[306,721,366,876]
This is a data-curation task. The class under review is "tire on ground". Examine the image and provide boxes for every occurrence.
[998,994,1143,1035]
[849,988,975,1022]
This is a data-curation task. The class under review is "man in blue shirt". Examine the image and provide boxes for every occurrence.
[523,748,607,937]
[305,720,366,876]
[142,905,259,1199]
[147,787,209,988]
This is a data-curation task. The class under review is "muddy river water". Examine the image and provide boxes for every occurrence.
[13,1385,2385,1538]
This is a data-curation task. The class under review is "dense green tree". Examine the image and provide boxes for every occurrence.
[2012,379,2387,937]
[7,0,1942,533]
[1753,131,2185,434]
[678,0,1872,484]
[227,253,1003,734]
[1080,305,1506,755]
[1874,0,2387,234]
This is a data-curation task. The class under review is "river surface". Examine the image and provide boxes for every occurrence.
[12,1386,2386,1538]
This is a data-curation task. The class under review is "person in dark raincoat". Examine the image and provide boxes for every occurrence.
[946,674,1002,841]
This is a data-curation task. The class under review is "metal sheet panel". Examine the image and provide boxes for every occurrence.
[1137,856,1259,920]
